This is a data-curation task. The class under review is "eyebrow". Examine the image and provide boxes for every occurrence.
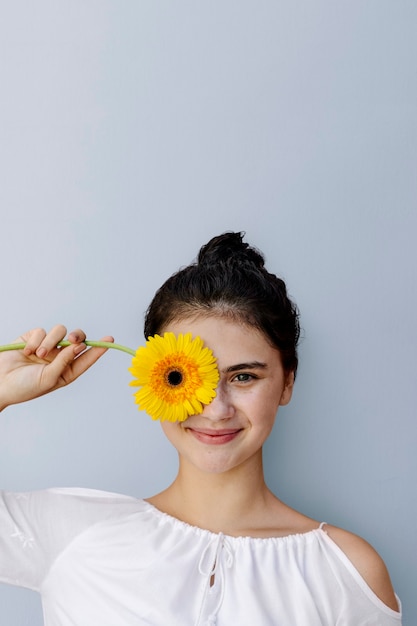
[223,361,268,374]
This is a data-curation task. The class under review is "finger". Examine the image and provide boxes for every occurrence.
[40,335,114,388]
[69,335,114,380]
[37,342,86,389]
[35,324,68,359]
[67,329,87,344]
[98,335,114,344]
[22,328,47,356]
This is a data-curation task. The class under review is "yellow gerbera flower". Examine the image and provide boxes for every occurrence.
[128,332,219,422]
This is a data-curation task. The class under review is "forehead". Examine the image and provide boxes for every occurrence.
[162,315,280,365]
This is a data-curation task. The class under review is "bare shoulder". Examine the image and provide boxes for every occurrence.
[323,524,400,612]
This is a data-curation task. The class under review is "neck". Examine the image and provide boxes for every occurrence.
[148,452,278,535]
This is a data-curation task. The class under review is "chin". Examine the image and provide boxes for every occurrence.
[186,451,252,476]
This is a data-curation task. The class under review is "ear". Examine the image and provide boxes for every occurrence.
[279,371,295,406]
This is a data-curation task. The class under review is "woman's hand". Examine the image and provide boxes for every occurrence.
[0,325,114,411]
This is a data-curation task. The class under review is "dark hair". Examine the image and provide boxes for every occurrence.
[144,232,300,376]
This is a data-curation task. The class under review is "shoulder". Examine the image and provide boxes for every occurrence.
[38,488,145,521]
[1,487,144,530]
[322,523,399,612]
[46,487,139,502]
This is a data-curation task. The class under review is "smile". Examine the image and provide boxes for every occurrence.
[186,427,242,445]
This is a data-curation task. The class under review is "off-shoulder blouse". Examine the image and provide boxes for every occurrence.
[0,488,402,625]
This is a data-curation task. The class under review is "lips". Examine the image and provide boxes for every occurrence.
[186,427,242,445]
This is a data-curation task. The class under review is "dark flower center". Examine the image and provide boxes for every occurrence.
[166,369,183,387]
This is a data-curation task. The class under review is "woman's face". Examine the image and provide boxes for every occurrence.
[160,315,294,475]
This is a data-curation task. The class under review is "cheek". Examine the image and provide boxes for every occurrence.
[160,422,182,447]
[246,385,283,417]
[257,393,283,431]
[242,395,279,432]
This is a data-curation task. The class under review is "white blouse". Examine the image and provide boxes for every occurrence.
[0,488,402,626]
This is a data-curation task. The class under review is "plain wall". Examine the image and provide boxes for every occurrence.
[0,2,416,624]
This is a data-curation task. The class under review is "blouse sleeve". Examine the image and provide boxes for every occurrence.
[0,488,138,591]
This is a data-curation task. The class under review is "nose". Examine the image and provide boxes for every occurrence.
[201,383,235,421]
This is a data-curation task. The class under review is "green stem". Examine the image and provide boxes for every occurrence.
[0,341,136,357]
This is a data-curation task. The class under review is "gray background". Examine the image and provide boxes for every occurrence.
[0,1,415,624]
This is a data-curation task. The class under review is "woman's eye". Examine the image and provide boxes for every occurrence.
[233,373,255,383]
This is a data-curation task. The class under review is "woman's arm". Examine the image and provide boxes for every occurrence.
[0,325,113,411]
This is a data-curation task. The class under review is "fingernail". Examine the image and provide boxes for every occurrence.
[73,344,86,355]
[36,348,47,358]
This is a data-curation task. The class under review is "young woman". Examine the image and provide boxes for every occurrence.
[0,232,401,625]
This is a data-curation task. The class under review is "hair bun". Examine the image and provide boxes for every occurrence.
[197,231,265,269]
